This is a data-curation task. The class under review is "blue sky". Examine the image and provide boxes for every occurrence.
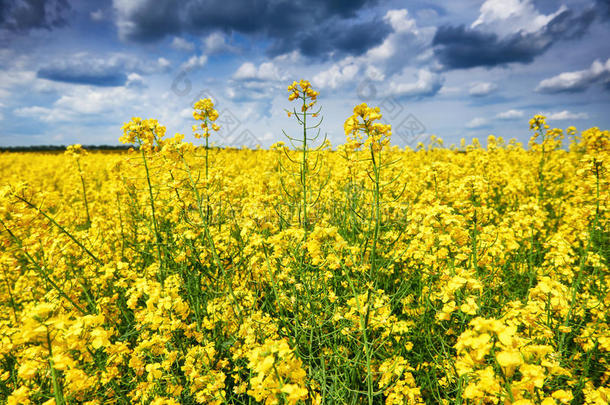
[1,0,609,148]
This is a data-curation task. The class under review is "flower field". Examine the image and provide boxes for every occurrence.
[0,83,609,404]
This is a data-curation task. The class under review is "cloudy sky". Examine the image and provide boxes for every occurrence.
[1,0,609,148]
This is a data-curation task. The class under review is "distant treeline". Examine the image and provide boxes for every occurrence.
[0,145,133,152]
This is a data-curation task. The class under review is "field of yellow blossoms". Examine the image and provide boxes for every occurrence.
[0,81,608,404]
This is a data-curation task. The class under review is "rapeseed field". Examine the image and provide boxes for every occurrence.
[0,81,608,404]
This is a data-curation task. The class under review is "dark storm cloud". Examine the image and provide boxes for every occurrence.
[118,0,182,42]
[595,0,610,19]
[37,67,127,86]
[432,26,543,69]
[35,53,165,86]
[270,18,391,58]
[0,0,70,31]
[432,8,596,70]
[114,0,389,58]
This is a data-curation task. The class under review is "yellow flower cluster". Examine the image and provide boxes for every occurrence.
[456,316,571,403]
[344,103,392,152]
[119,117,167,151]
[378,357,424,404]
[246,338,308,404]
[528,115,564,151]
[287,79,318,112]
[64,144,87,157]
[192,98,220,139]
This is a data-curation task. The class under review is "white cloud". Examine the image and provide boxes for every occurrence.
[14,106,70,122]
[496,109,524,120]
[469,82,498,96]
[113,0,148,40]
[438,86,460,95]
[126,73,145,87]
[204,32,238,54]
[364,65,385,81]
[171,37,195,52]
[233,61,282,81]
[226,79,277,103]
[14,87,143,123]
[1,70,36,88]
[233,63,256,79]
[543,110,589,120]
[312,62,359,89]
[57,87,141,115]
[157,57,171,70]
[181,55,207,71]
[0,70,37,100]
[179,108,193,119]
[365,9,435,71]
[273,50,302,65]
[471,0,566,37]
[416,8,439,21]
[90,9,105,21]
[390,69,444,98]
[385,9,418,33]
[466,117,489,129]
[536,58,610,93]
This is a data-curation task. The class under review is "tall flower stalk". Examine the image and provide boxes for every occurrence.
[282,80,323,240]
[65,144,91,227]
[193,98,220,222]
[120,117,167,277]
[344,103,392,275]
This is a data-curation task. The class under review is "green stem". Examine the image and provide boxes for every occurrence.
[1,265,18,323]
[368,129,382,276]
[302,96,308,239]
[47,328,66,405]
[12,195,101,264]
[140,148,164,277]
[76,158,91,226]
[205,134,211,222]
